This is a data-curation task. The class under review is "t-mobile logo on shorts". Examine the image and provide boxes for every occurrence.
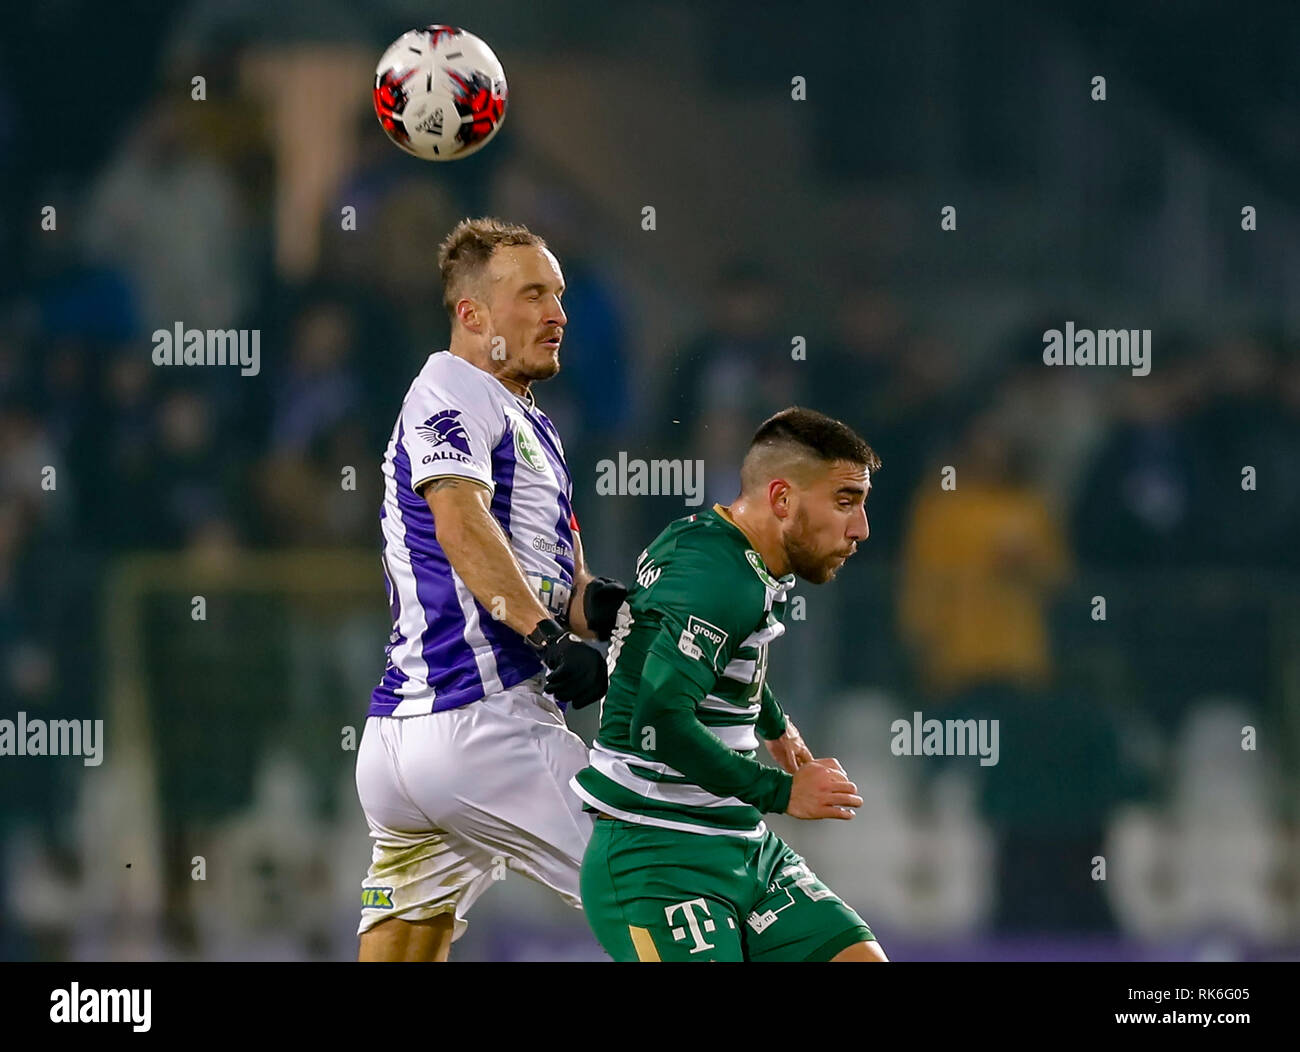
[665,897,719,953]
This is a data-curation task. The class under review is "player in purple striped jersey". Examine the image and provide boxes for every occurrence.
[355,218,627,961]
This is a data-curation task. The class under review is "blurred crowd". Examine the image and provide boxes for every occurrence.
[7,77,1300,707]
[2,16,1299,959]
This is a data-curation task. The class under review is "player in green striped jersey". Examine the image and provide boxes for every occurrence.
[572,408,889,961]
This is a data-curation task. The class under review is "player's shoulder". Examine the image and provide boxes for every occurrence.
[403,351,508,427]
[647,508,777,604]
[414,351,504,404]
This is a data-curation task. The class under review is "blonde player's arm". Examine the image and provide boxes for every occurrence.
[425,476,609,707]
[567,529,594,636]
[422,475,551,637]
[564,527,628,642]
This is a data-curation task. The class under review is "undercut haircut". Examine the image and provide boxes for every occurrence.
[437,217,548,319]
[740,407,881,494]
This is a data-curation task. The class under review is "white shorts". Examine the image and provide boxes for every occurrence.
[354,674,593,940]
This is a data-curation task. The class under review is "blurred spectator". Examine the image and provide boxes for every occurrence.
[0,502,54,706]
[81,98,252,329]
[662,262,802,507]
[149,389,240,548]
[0,403,63,539]
[898,413,1124,935]
[254,294,378,545]
[1071,344,1205,567]
[267,299,361,456]
[899,412,1071,698]
[990,323,1109,514]
[91,355,158,548]
[240,46,373,280]
[1279,351,1300,571]
[980,686,1127,934]
[809,288,968,559]
[807,288,911,429]
[1188,337,1300,566]
[0,59,15,299]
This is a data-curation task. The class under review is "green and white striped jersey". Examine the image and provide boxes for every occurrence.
[571,504,796,836]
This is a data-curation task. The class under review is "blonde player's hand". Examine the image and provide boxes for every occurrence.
[764,719,814,774]
[785,758,862,820]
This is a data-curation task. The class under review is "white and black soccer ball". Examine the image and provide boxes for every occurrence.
[372,24,507,161]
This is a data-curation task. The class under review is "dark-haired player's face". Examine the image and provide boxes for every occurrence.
[483,245,567,383]
[781,461,871,584]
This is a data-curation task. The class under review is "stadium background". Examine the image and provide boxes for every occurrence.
[2,0,1299,960]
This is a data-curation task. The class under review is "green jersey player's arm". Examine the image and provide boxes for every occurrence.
[632,631,794,815]
[756,682,788,741]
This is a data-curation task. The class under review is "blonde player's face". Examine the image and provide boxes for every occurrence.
[484,244,567,382]
[782,462,871,584]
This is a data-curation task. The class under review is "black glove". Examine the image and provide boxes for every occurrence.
[582,576,628,641]
[526,618,608,709]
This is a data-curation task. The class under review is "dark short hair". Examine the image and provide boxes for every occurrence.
[748,407,881,474]
[437,217,548,318]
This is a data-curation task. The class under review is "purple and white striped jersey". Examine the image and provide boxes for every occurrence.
[369,351,578,716]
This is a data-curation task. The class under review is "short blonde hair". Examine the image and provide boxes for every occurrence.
[436,217,547,318]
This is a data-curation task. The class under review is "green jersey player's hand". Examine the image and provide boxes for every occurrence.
[786,758,862,820]
[764,718,814,774]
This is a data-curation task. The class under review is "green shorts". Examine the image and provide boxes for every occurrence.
[580,818,875,961]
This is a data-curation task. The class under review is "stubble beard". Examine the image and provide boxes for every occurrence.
[494,341,560,387]
[514,341,561,382]
[783,507,838,585]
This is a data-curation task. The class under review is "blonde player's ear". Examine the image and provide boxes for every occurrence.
[455,297,480,333]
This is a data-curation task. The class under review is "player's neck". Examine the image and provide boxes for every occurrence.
[494,371,532,400]
[448,342,534,402]
[718,498,791,577]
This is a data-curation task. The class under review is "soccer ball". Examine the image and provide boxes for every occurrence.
[372,25,507,161]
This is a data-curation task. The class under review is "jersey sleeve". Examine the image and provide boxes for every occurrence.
[628,542,793,814]
[633,648,793,814]
[399,368,504,495]
[756,682,788,741]
[637,543,760,693]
